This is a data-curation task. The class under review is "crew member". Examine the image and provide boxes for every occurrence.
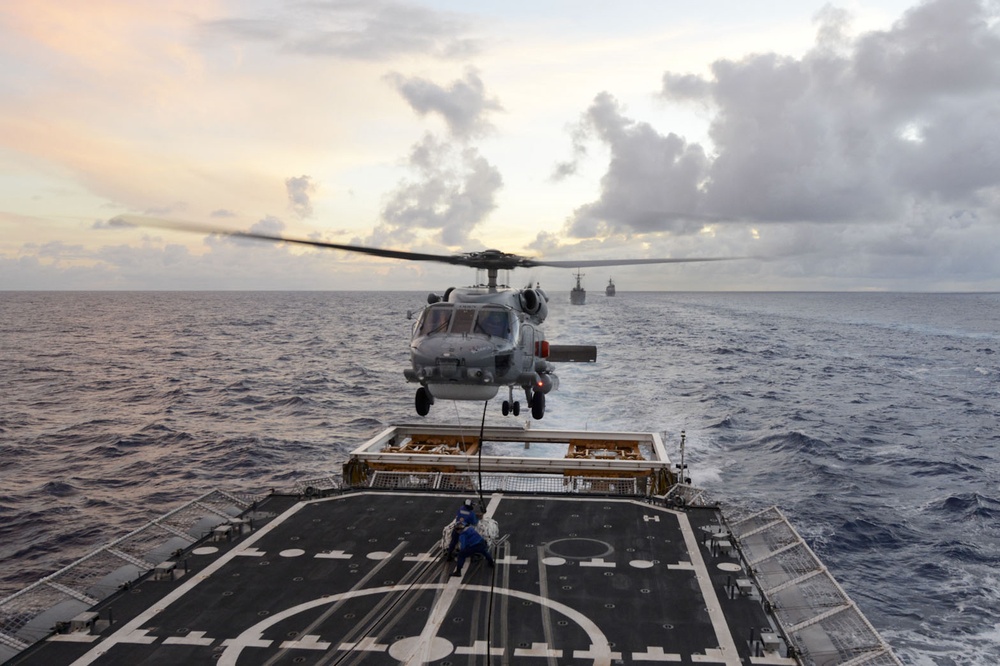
[451,522,494,576]
[447,499,479,557]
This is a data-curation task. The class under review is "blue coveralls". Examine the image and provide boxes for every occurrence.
[447,504,479,554]
[452,526,494,575]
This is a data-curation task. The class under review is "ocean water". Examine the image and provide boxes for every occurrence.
[1,290,999,664]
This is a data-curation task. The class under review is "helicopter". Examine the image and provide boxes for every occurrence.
[124,219,740,419]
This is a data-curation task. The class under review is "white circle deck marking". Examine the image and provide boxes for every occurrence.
[544,537,613,560]
[366,551,391,560]
[542,556,566,566]
[217,583,615,666]
[192,547,218,555]
[629,560,654,569]
[717,562,741,572]
[279,549,305,558]
[388,635,453,661]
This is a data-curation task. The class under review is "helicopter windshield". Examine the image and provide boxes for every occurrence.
[417,304,512,340]
[474,306,512,339]
[417,305,453,336]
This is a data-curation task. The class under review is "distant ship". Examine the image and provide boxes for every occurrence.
[570,269,586,305]
[606,277,616,296]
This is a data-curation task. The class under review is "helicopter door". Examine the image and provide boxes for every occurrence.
[521,326,535,357]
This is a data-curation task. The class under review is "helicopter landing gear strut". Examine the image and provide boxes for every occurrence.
[502,386,520,417]
[415,386,434,416]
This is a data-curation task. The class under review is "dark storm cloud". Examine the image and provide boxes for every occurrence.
[565,92,711,238]
[285,175,315,218]
[385,69,502,140]
[565,0,1000,237]
[202,1,478,61]
[378,134,502,246]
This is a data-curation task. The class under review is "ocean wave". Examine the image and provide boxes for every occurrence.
[4,290,1000,663]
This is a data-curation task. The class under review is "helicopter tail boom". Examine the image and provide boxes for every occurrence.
[547,345,598,363]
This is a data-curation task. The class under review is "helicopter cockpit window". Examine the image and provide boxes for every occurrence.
[449,307,478,334]
[474,307,512,339]
[418,305,453,336]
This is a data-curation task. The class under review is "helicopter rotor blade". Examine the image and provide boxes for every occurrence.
[117,216,474,266]
[527,257,745,268]
[116,216,748,271]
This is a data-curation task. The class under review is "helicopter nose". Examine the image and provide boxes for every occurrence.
[408,336,501,384]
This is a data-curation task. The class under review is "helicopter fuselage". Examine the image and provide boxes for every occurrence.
[404,286,557,417]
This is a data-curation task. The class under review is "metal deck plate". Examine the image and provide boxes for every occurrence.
[9,492,788,665]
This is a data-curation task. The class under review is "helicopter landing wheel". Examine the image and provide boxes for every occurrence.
[415,387,433,416]
[501,400,510,416]
[512,401,520,416]
[531,392,545,420]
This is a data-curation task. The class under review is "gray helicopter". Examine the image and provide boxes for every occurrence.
[126,219,738,419]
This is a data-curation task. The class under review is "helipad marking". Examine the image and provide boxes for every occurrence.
[674,512,742,666]
[484,492,503,519]
[118,629,156,644]
[403,552,438,562]
[163,631,214,646]
[219,633,272,649]
[234,548,266,557]
[394,635,453,662]
[692,647,733,662]
[643,514,661,522]
[215,583,615,666]
[404,565,463,665]
[191,546,219,556]
[629,559,655,569]
[514,642,562,657]
[497,555,528,565]
[632,645,682,661]
[541,556,566,566]
[575,645,624,660]
[70,499,306,666]
[279,549,305,557]
[366,550,392,560]
[279,634,331,650]
[48,633,99,643]
[455,640,505,656]
[338,636,388,652]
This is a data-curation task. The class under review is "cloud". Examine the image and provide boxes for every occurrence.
[385,68,502,140]
[201,1,478,62]
[561,92,712,238]
[563,0,1000,238]
[377,134,503,247]
[285,175,315,218]
[92,217,135,229]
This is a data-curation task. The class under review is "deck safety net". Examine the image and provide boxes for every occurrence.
[0,490,261,656]
[726,505,903,666]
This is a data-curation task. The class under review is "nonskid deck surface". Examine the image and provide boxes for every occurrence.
[9,492,786,665]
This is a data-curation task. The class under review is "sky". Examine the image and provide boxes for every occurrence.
[2,0,1000,292]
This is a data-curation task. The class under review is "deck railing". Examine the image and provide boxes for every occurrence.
[0,489,260,656]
